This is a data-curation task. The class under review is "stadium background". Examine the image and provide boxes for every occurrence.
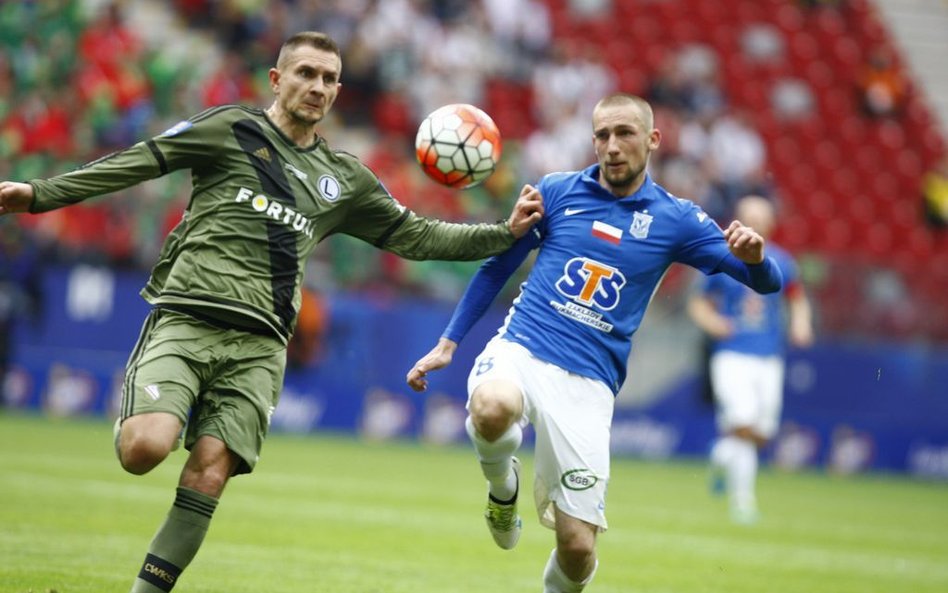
[1,0,947,478]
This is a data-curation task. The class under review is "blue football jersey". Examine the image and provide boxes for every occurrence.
[696,242,800,357]
[494,165,734,393]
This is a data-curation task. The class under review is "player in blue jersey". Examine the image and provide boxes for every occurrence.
[687,194,814,525]
[406,94,784,593]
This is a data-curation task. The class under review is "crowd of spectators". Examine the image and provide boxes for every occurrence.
[4,0,781,306]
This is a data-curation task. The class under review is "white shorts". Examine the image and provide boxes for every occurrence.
[710,350,785,439]
[467,337,614,531]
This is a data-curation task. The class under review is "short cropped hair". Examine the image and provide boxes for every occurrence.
[276,31,341,69]
[593,93,654,129]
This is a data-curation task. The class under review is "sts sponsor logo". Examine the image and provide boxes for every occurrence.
[556,257,625,309]
[551,257,626,332]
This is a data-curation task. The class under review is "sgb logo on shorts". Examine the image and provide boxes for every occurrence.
[561,468,598,491]
[555,257,626,310]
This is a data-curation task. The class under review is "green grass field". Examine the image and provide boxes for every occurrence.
[1,413,946,593]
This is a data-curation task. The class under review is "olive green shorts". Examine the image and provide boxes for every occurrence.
[120,308,286,475]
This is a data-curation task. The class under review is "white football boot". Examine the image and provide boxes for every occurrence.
[484,457,522,550]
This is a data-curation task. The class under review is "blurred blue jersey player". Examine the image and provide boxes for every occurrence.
[688,195,814,524]
[407,94,784,593]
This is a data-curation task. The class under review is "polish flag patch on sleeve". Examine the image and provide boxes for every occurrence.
[591,220,623,245]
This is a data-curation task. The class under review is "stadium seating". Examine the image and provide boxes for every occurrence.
[4,0,945,339]
[531,0,946,339]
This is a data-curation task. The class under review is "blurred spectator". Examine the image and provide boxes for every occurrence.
[857,47,907,119]
[922,154,948,228]
[521,106,590,183]
[75,2,154,149]
[201,50,257,108]
[703,110,769,219]
[771,78,816,121]
[654,155,710,208]
[1,89,76,158]
[481,0,551,74]
[648,45,725,119]
[647,53,694,112]
[527,38,615,183]
[287,0,363,50]
[741,23,785,64]
[78,2,141,69]
[331,35,380,126]
[411,14,497,118]
[568,0,612,18]
[531,40,589,122]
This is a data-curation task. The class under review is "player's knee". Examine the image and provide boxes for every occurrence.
[557,539,597,581]
[180,465,229,496]
[469,386,519,440]
[118,433,171,475]
[731,426,765,446]
[179,442,239,498]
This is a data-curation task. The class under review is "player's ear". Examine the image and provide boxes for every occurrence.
[268,67,281,93]
[648,127,662,151]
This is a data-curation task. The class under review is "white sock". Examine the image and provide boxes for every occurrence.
[730,438,758,512]
[710,436,736,470]
[465,416,522,501]
[543,548,597,593]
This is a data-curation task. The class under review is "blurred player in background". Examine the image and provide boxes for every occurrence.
[0,31,543,593]
[406,94,783,593]
[687,194,814,524]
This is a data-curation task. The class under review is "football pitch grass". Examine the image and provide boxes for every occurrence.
[1,413,946,593]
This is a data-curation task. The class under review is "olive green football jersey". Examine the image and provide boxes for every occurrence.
[30,105,515,342]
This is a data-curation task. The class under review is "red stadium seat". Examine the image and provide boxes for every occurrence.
[839,114,869,147]
[830,167,860,197]
[805,61,836,91]
[894,151,924,187]
[803,189,839,222]
[821,218,856,253]
[818,87,855,120]
[774,3,805,35]
[814,140,843,172]
[789,32,820,68]
[865,221,895,257]
[872,121,907,151]
[830,37,864,75]
[906,226,935,259]
[617,67,648,95]
[776,212,811,249]
[854,144,883,175]
[847,193,877,225]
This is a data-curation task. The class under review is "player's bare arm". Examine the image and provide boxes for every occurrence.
[687,295,734,339]
[506,184,544,238]
[406,337,458,392]
[0,181,35,216]
[724,220,765,264]
[788,292,815,347]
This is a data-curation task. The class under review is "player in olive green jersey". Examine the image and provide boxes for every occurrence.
[0,31,544,593]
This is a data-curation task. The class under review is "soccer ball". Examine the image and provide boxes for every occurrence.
[415,103,502,189]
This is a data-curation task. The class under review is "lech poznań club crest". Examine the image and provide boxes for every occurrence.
[630,211,653,239]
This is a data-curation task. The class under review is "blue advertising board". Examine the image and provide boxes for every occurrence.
[4,266,947,478]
